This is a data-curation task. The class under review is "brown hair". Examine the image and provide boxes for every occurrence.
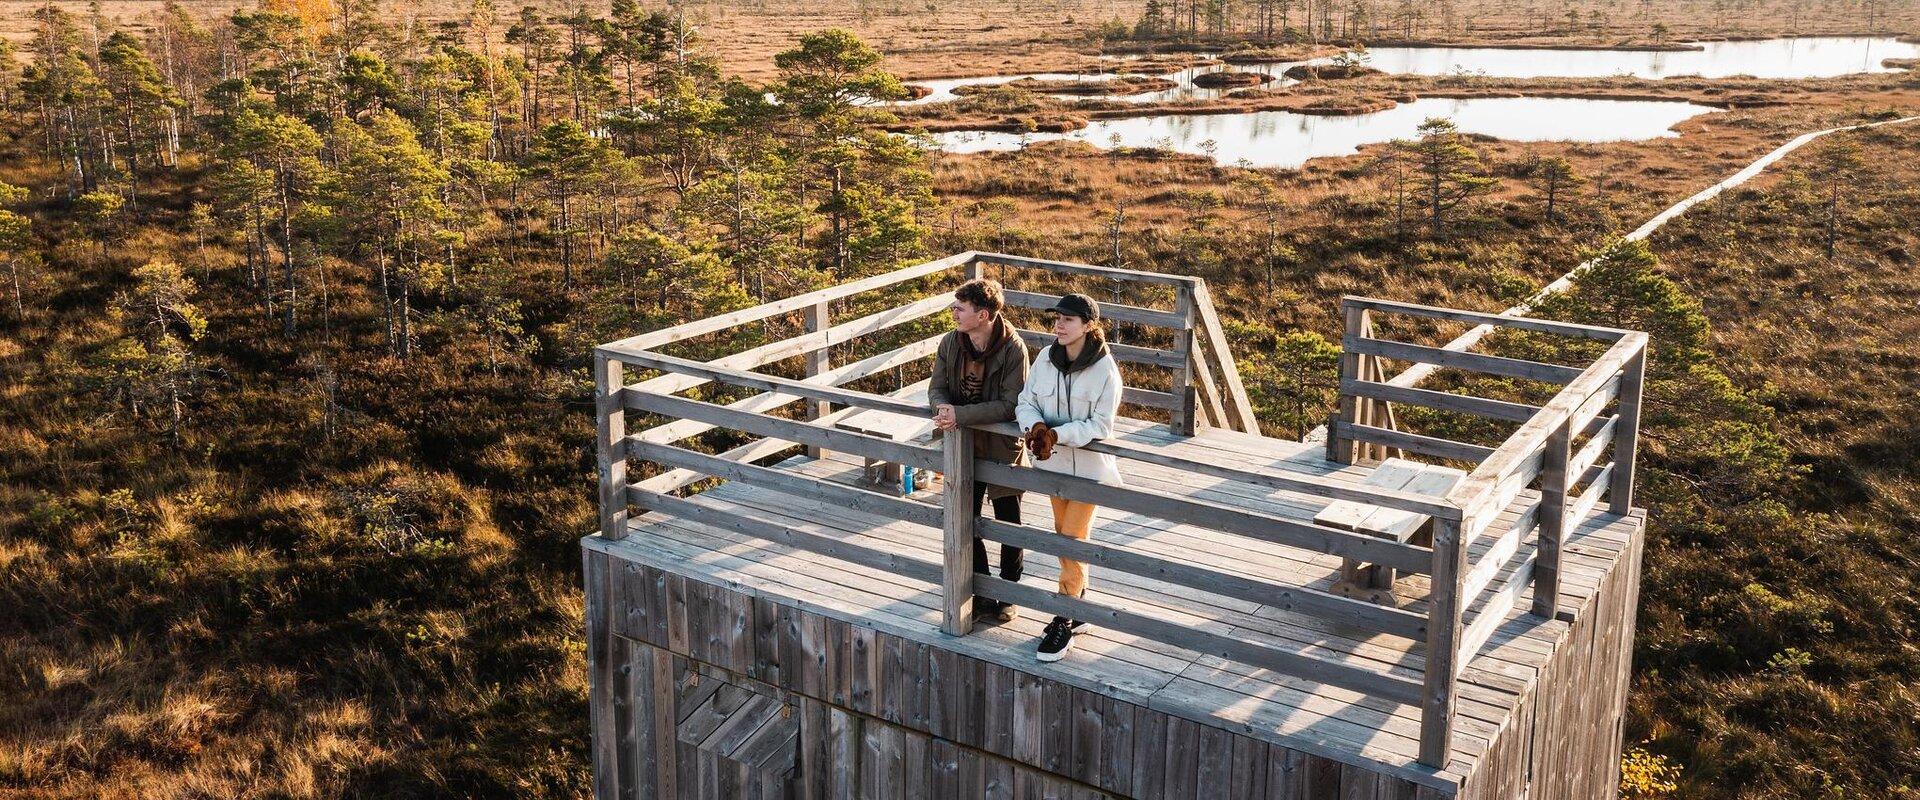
[954,278,1005,317]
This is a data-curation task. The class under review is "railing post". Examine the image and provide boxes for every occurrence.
[1328,300,1367,464]
[941,425,976,636]
[1168,283,1198,437]
[1608,345,1646,515]
[1533,417,1571,618]
[595,352,629,540]
[1419,514,1465,768]
[803,301,831,459]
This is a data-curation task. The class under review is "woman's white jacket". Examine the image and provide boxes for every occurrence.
[1014,345,1125,486]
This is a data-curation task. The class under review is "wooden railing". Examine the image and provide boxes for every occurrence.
[1325,296,1647,766]
[594,261,1645,773]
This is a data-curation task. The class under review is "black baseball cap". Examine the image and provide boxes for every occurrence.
[1045,293,1100,322]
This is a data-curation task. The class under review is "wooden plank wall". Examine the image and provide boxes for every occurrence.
[1458,518,1644,800]
[585,547,1455,800]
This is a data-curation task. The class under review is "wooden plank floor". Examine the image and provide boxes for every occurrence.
[600,417,1640,791]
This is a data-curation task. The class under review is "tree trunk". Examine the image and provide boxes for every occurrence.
[377,245,396,357]
[8,258,23,318]
[280,176,297,336]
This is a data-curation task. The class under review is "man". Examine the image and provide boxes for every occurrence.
[929,277,1030,623]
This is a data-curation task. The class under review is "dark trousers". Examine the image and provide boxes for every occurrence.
[972,482,1025,583]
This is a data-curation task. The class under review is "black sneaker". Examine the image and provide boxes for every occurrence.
[1036,617,1082,662]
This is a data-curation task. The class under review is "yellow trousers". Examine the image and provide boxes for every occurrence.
[1048,496,1097,597]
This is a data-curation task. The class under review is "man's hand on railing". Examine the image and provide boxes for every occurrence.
[1023,422,1057,461]
[933,403,957,431]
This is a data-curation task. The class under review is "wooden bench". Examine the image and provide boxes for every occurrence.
[1313,457,1467,607]
[827,380,936,495]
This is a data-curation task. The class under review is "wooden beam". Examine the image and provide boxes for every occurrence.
[595,354,629,541]
[1457,551,1536,667]
[975,518,1429,640]
[628,294,951,398]
[1447,333,1648,520]
[1003,289,1189,330]
[1188,345,1228,430]
[1532,419,1570,619]
[1568,463,1614,530]
[626,487,943,584]
[634,436,800,497]
[1332,421,1496,464]
[603,251,973,352]
[1122,386,1181,411]
[632,334,942,449]
[1329,303,1367,464]
[625,439,942,528]
[606,347,930,419]
[1191,281,1260,434]
[803,301,832,459]
[970,421,1463,518]
[1418,516,1465,768]
[973,461,1433,575]
[1567,415,1618,489]
[1167,285,1197,436]
[1345,337,1587,385]
[1342,295,1633,341]
[941,426,976,636]
[974,576,1426,705]
[1014,328,1186,369]
[1460,500,1539,602]
[1609,347,1646,514]
[1339,377,1541,423]
[625,390,941,473]
[971,251,1195,287]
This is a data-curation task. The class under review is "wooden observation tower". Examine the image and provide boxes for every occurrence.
[583,252,1648,799]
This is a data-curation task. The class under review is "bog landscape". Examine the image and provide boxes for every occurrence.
[1,0,1917,798]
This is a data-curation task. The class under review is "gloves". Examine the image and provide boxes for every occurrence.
[1024,422,1058,461]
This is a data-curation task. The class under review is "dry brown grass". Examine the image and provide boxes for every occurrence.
[5,0,1919,80]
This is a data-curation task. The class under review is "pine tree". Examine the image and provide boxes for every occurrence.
[98,258,206,435]
[0,39,23,109]
[0,181,34,319]
[215,105,325,334]
[1231,173,1297,297]
[1808,139,1861,261]
[21,6,109,193]
[458,258,533,378]
[1534,156,1583,224]
[73,189,123,263]
[506,6,559,142]
[333,110,452,359]
[1407,117,1497,239]
[772,30,930,278]
[681,157,818,301]
[524,119,617,289]
[98,31,184,201]
[609,71,724,194]
[603,225,749,326]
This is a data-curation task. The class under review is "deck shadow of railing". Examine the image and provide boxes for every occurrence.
[592,252,1646,770]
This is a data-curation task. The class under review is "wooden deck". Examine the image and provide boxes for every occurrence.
[588,416,1642,792]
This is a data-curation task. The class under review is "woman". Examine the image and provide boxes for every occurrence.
[1015,292,1123,662]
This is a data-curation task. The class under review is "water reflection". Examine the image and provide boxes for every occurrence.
[923,97,1722,169]
[1366,36,1920,79]
[896,37,1920,105]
